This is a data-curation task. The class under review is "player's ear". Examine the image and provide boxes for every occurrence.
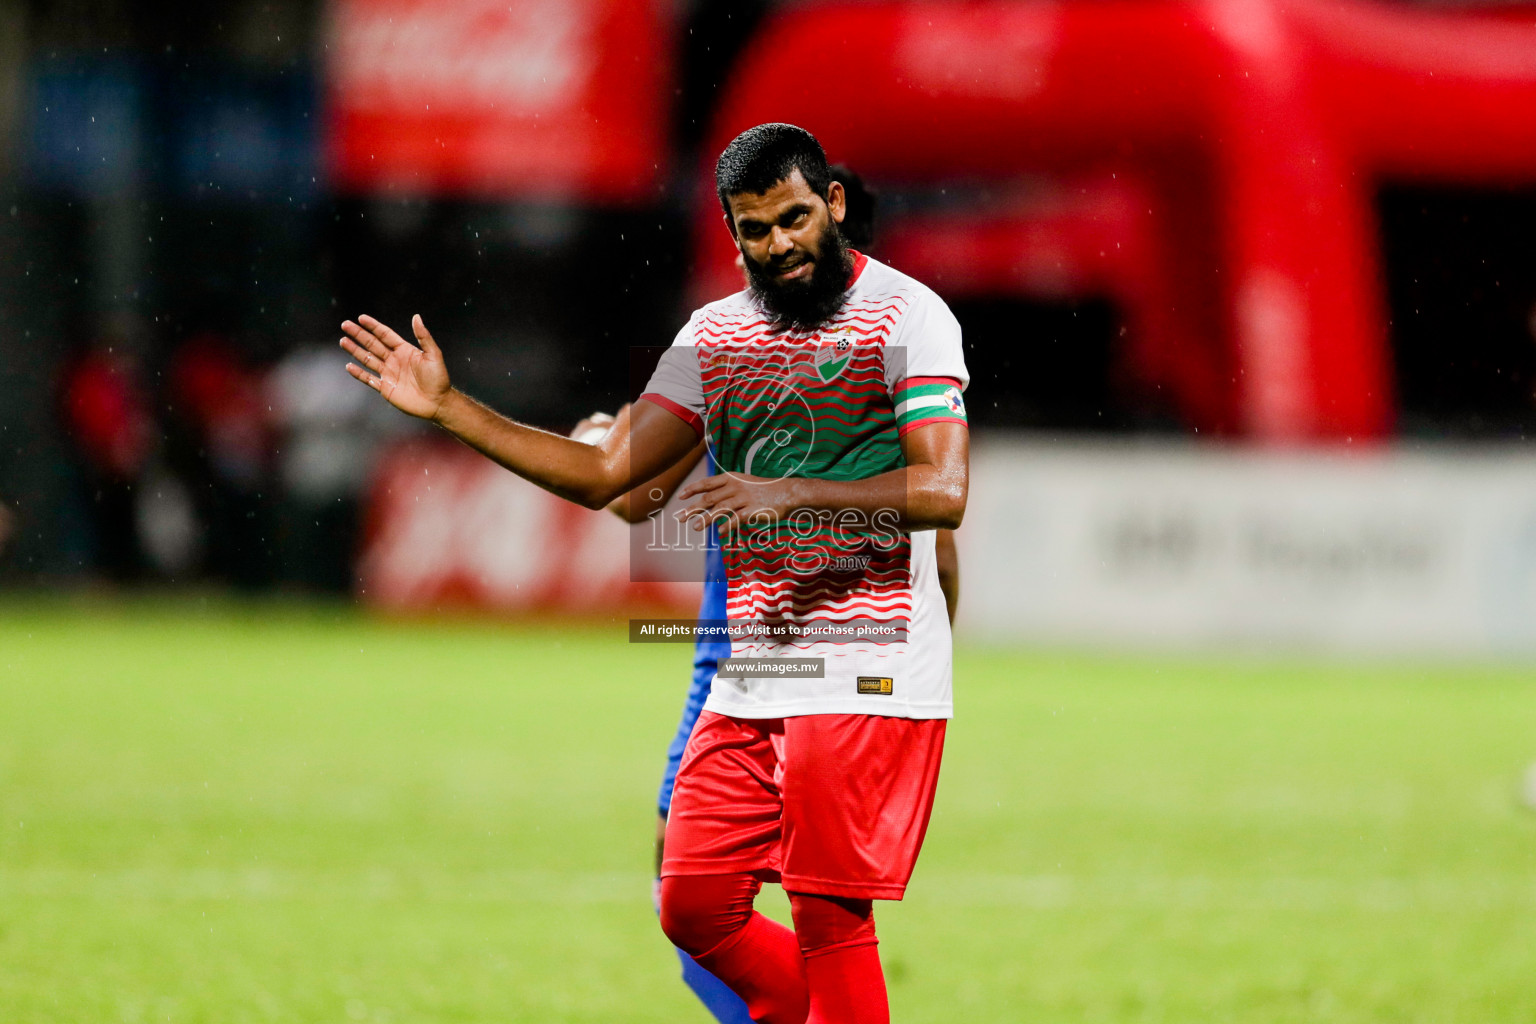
[721,211,738,238]
[826,181,846,224]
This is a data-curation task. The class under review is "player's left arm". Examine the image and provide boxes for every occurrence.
[676,420,968,535]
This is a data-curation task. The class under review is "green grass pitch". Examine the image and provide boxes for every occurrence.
[2,600,1534,1022]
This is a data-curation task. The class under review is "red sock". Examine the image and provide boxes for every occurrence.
[696,911,810,1023]
[788,892,889,1024]
[659,874,809,1024]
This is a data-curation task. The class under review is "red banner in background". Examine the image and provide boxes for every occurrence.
[356,442,694,617]
[324,0,671,202]
[359,440,698,615]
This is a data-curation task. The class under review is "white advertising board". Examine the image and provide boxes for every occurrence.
[958,440,1536,655]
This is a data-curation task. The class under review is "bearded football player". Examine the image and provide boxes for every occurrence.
[574,164,961,1024]
[341,123,969,1024]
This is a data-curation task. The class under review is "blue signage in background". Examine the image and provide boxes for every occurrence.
[25,54,319,202]
[170,66,320,202]
[27,57,144,196]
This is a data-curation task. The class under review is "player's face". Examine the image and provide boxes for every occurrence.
[727,170,852,330]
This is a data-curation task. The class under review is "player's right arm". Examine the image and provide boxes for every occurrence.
[610,443,706,523]
[341,313,698,510]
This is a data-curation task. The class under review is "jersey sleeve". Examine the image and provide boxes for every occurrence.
[887,286,969,436]
[639,318,705,436]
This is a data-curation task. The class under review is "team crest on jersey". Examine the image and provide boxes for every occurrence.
[813,336,853,383]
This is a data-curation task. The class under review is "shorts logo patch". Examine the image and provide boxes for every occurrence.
[857,676,894,695]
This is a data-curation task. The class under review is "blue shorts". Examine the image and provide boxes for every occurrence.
[658,540,726,817]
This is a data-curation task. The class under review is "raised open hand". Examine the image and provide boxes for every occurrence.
[340,313,451,421]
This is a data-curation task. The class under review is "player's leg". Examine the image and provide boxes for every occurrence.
[655,646,754,1023]
[786,891,886,1024]
[776,713,948,1023]
[659,873,807,1024]
[659,712,808,1022]
[676,945,757,1023]
[656,812,754,1024]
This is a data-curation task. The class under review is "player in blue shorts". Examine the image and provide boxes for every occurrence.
[651,468,749,1021]
[569,168,959,1022]
[569,418,753,1021]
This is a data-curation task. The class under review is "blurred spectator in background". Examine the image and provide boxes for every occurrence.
[268,344,407,593]
[58,336,154,582]
[166,332,276,590]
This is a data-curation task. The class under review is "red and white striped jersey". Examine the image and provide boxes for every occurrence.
[642,253,968,719]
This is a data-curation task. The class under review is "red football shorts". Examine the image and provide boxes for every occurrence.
[661,711,948,900]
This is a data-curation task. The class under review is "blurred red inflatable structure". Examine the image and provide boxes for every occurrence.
[693,0,1536,442]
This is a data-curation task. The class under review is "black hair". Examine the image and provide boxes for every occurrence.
[828,163,876,250]
[715,123,833,221]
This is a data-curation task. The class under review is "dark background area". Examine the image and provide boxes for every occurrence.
[1379,185,1536,440]
[3,0,1535,591]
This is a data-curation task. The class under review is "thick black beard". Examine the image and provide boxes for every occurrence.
[743,222,854,333]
